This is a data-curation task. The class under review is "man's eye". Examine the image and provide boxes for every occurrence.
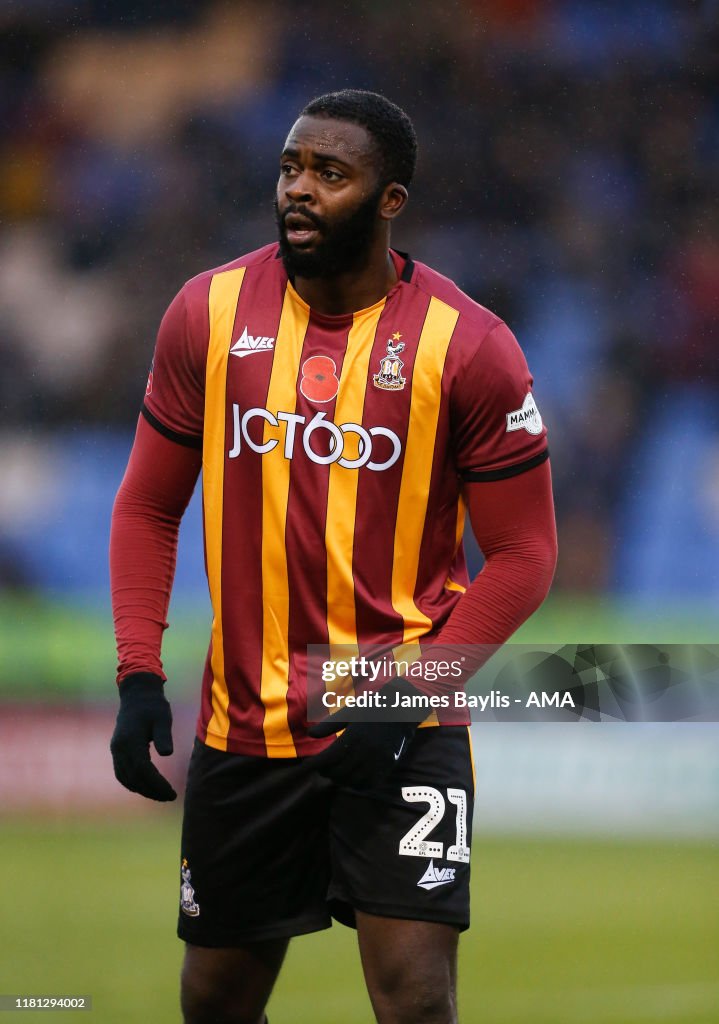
[322,169,342,181]
[281,163,297,175]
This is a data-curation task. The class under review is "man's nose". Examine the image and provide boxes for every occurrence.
[285,172,314,203]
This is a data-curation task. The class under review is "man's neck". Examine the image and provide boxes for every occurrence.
[292,250,398,317]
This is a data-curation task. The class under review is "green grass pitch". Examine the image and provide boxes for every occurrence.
[2,817,717,1023]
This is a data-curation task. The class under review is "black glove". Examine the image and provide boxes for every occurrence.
[110,672,177,802]
[307,677,426,789]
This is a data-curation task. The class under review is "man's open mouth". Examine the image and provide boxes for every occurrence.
[284,212,320,246]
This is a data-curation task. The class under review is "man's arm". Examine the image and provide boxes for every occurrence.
[109,415,201,800]
[417,457,557,691]
[111,414,202,680]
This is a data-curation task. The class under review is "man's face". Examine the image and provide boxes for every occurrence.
[275,115,386,279]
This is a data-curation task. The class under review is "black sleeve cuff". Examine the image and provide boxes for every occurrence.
[141,404,203,450]
[461,447,549,482]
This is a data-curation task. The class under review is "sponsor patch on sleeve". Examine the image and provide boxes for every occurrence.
[145,358,154,397]
[506,393,543,435]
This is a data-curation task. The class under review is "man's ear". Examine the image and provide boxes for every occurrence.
[379,183,409,221]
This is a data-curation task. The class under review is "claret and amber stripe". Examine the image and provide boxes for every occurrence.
[390,296,460,643]
[324,300,387,658]
[203,266,247,749]
[445,494,468,593]
[259,286,311,755]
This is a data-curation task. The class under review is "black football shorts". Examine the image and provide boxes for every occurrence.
[177,726,475,947]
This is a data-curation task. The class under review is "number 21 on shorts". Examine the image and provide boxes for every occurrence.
[399,787,471,863]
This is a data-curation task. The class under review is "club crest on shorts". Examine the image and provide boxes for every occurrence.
[373,333,406,391]
[180,858,200,917]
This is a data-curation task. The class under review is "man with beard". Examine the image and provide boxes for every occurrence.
[110,90,557,1023]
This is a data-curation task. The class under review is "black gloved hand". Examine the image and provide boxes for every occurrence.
[110,672,177,802]
[307,677,426,790]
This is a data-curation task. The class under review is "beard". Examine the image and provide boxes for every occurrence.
[274,187,385,279]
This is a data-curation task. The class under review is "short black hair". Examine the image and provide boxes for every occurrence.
[300,89,417,188]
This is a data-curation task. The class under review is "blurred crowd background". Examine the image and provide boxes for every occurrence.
[1,0,718,603]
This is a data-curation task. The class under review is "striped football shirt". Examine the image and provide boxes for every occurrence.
[143,244,547,755]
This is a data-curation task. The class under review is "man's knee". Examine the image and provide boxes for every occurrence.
[181,961,263,1024]
[181,942,285,1024]
[370,970,456,1024]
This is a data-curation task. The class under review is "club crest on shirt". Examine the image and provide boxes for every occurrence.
[145,358,154,397]
[373,333,406,391]
[506,393,543,435]
[180,858,200,917]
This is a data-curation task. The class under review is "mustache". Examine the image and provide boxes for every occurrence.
[280,204,326,232]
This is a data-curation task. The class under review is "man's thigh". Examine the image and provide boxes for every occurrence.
[178,739,334,947]
[328,726,475,931]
